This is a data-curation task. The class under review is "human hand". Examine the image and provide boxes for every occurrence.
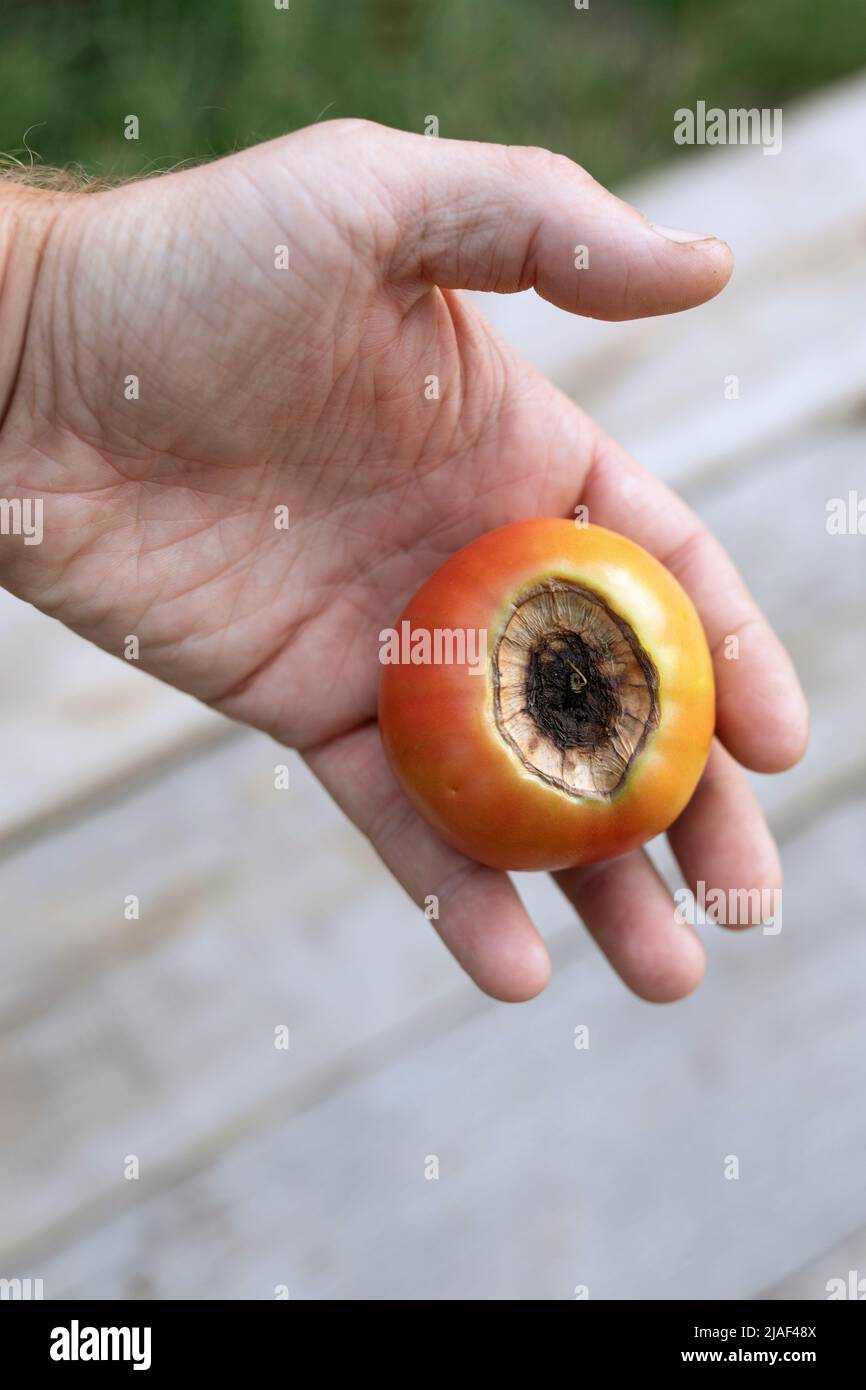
[0,121,807,1002]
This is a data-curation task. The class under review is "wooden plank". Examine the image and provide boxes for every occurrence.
[0,591,223,841]
[761,1226,866,1301]
[0,728,569,1262]
[21,789,866,1299]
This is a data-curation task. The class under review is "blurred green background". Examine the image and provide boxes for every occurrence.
[1,0,863,185]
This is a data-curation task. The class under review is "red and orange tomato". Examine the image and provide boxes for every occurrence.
[379,518,714,871]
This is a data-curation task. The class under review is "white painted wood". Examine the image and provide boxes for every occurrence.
[0,733,570,1261]
[0,590,223,841]
[762,1227,866,1301]
[25,793,866,1300]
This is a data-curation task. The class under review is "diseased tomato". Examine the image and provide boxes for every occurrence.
[378,519,715,871]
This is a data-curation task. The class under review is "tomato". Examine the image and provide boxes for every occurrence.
[378,519,714,871]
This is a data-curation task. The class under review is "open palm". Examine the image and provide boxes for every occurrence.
[0,120,807,1000]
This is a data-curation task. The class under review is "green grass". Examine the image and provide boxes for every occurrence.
[1,0,864,187]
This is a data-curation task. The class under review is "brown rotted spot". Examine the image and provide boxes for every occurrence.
[492,580,659,800]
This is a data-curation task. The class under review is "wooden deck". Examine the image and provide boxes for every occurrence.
[1,76,865,1300]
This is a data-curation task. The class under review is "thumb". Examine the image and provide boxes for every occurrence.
[376,125,732,320]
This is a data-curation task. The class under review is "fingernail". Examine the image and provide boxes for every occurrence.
[649,222,717,244]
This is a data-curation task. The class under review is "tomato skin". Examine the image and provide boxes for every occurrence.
[378,519,715,871]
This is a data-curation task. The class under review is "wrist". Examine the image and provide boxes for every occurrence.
[0,184,66,445]
[0,183,71,578]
